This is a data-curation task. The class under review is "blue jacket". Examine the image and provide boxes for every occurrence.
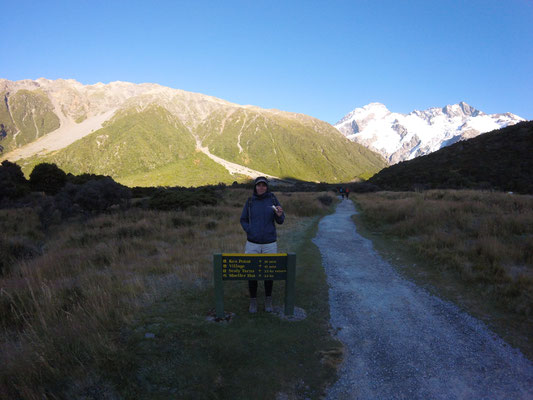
[240,191,284,244]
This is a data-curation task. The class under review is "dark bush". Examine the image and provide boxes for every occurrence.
[315,182,329,192]
[131,186,171,198]
[53,177,131,218]
[148,188,218,211]
[73,177,131,212]
[351,182,381,193]
[29,163,67,195]
[0,160,30,200]
[66,172,110,185]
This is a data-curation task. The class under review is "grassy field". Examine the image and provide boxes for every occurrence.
[352,190,533,359]
[0,189,342,399]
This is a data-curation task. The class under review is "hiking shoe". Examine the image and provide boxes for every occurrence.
[265,296,273,312]
[249,298,257,313]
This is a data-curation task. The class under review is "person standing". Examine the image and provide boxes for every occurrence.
[240,177,285,313]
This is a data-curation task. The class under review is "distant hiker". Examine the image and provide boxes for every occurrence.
[240,176,285,313]
[339,187,344,199]
[345,187,350,198]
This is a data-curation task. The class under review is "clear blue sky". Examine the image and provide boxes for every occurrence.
[2,0,532,123]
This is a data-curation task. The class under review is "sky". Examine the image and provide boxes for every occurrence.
[2,0,532,124]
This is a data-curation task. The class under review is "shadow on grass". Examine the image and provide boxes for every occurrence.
[102,216,343,399]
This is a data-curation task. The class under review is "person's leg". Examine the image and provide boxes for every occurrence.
[261,242,277,312]
[262,242,278,254]
[245,241,262,298]
[248,280,258,298]
[245,241,262,312]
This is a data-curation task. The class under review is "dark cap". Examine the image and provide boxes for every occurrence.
[254,176,269,186]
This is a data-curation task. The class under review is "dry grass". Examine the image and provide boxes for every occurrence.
[354,190,533,317]
[0,189,333,398]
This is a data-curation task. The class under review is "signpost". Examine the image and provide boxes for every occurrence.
[213,253,296,318]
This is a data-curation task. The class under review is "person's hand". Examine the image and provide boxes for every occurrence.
[274,206,283,217]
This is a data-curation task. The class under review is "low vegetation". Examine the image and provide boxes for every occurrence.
[353,190,533,357]
[0,178,340,398]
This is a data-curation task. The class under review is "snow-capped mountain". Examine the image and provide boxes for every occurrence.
[334,102,525,164]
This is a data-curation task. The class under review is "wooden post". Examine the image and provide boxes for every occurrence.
[284,253,296,316]
[213,254,224,318]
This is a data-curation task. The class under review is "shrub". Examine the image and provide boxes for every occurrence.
[66,172,110,185]
[148,188,218,211]
[29,163,67,195]
[73,178,131,212]
[351,182,380,193]
[52,178,132,220]
[0,160,30,200]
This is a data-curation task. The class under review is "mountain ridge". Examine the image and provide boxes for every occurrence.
[0,78,386,186]
[366,120,533,194]
[334,102,525,164]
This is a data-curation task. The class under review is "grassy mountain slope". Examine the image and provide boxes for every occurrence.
[4,79,387,186]
[196,108,387,182]
[368,120,533,193]
[19,106,234,186]
[18,103,386,187]
[0,90,60,153]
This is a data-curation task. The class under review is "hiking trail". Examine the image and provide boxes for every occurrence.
[312,199,533,399]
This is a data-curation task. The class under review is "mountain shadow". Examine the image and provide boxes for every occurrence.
[368,120,533,194]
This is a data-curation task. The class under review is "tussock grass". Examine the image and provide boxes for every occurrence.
[0,189,338,398]
[355,190,533,312]
[354,190,533,356]
[282,192,334,217]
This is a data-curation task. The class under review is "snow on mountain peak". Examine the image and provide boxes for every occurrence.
[334,102,525,164]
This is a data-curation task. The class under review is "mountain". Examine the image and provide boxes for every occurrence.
[334,102,525,164]
[0,79,386,186]
[366,121,533,194]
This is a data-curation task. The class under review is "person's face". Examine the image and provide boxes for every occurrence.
[256,182,267,195]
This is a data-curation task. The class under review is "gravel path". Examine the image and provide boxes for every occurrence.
[312,199,533,400]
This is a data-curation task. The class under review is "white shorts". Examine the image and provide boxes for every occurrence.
[244,241,278,254]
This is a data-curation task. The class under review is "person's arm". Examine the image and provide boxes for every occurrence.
[240,200,250,232]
